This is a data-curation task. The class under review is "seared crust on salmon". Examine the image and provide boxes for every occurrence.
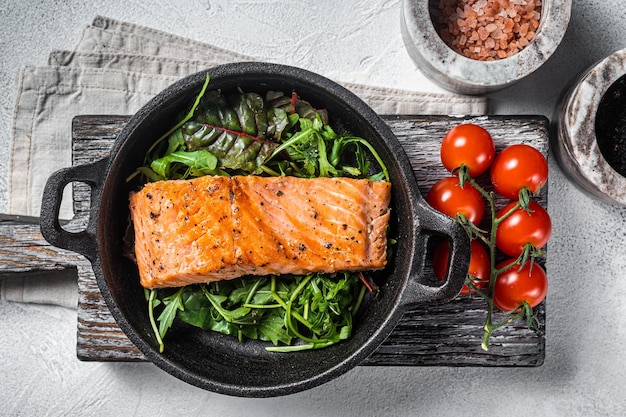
[130,175,391,289]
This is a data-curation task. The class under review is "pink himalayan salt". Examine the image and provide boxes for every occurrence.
[432,0,542,61]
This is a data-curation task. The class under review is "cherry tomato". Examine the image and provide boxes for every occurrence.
[433,240,490,295]
[440,123,496,177]
[493,259,548,311]
[490,144,548,200]
[426,176,485,225]
[496,201,552,257]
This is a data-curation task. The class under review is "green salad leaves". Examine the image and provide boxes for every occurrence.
[148,273,366,353]
[132,74,390,353]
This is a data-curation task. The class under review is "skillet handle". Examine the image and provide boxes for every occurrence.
[405,198,470,305]
[40,158,108,262]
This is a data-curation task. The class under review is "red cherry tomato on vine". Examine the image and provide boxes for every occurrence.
[490,144,548,200]
[496,201,552,257]
[433,240,490,295]
[427,176,485,225]
[440,123,496,177]
[493,259,548,311]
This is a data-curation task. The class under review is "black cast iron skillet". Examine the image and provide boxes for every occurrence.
[40,62,470,397]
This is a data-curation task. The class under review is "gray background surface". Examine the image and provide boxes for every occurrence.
[1,1,626,415]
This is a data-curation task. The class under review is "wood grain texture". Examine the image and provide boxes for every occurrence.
[0,216,85,277]
[2,114,549,366]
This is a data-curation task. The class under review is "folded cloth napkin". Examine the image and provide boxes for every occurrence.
[2,16,488,307]
[0,270,78,309]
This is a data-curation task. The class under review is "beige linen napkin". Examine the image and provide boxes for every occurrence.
[76,17,488,115]
[9,66,184,219]
[3,16,488,307]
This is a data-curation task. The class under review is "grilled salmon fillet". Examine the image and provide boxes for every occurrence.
[130,175,391,289]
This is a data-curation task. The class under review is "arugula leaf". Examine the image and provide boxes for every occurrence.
[257,314,292,345]
[150,149,218,179]
[266,116,389,181]
[153,272,364,352]
[157,287,185,341]
[147,289,164,352]
[201,286,252,324]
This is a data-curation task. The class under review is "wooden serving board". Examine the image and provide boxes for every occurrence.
[3,114,549,366]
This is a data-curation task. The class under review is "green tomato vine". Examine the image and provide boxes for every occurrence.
[453,158,548,351]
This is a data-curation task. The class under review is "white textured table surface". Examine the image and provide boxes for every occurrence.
[2,1,626,416]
